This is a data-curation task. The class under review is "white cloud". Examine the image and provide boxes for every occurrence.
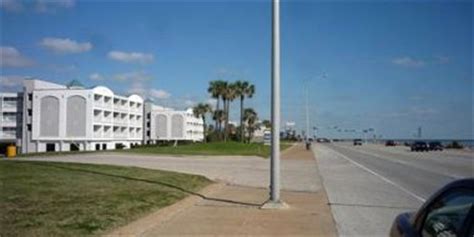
[206,98,217,108]
[107,51,154,64]
[184,100,196,107]
[0,46,35,67]
[0,75,25,89]
[35,0,75,13]
[150,89,171,99]
[0,0,24,12]
[89,73,104,81]
[392,57,426,68]
[114,71,151,82]
[126,82,171,101]
[40,37,92,54]
[117,72,169,100]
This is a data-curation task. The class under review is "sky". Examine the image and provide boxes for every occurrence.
[1,0,472,139]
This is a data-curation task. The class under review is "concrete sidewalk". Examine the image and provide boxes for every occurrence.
[106,144,337,236]
[21,144,322,192]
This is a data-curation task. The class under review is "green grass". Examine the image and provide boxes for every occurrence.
[0,161,212,237]
[125,141,292,158]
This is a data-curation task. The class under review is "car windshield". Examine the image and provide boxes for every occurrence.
[422,189,474,237]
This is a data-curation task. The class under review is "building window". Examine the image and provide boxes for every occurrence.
[28,109,32,116]
[147,113,151,119]
[147,122,150,127]
[102,144,107,150]
[95,144,100,151]
[27,124,31,131]
[28,93,33,101]
[147,131,150,136]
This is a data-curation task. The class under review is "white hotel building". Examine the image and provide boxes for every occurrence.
[143,102,204,144]
[0,78,204,155]
[22,79,143,153]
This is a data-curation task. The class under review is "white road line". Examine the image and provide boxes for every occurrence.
[327,146,427,203]
[334,144,465,180]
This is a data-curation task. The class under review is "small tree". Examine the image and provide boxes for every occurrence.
[243,108,258,143]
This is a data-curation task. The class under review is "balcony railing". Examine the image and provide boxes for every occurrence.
[0,130,17,138]
[2,102,17,110]
[103,132,113,138]
[2,116,16,122]
[113,133,128,139]
[93,116,102,122]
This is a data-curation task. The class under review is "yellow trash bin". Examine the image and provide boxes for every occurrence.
[6,145,16,158]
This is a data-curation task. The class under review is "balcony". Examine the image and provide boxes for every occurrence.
[2,101,17,111]
[1,130,17,139]
[113,133,128,139]
[2,116,17,126]
[93,125,102,138]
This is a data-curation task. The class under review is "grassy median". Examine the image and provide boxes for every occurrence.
[0,161,212,237]
[126,141,292,158]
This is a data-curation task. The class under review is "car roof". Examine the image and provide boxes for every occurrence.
[442,178,474,189]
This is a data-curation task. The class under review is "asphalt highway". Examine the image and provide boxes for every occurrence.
[314,142,473,236]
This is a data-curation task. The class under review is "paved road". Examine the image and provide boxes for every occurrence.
[314,142,473,236]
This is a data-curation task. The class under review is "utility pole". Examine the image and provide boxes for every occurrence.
[305,81,310,141]
[262,0,287,209]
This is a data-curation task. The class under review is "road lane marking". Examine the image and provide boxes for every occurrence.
[334,144,466,180]
[327,146,427,203]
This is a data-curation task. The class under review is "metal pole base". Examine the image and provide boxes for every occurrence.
[260,200,289,210]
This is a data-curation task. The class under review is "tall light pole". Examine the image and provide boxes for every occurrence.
[262,0,287,209]
[305,81,310,141]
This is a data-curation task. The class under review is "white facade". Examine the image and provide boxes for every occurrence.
[144,102,204,143]
[0,93,22,145]
[2,78,205,155]
[25,79,143,153]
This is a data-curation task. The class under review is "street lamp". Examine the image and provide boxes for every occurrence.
[261,0,287,209]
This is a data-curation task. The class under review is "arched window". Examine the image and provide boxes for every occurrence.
[66,95,86,137]
[171,114,184,138]
[156,114,168,138]
[40,96,60,137]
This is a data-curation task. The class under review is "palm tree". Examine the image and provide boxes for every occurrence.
[212,109,226,133]
[193,103,212,143]
[234,80,255,142]
[207,80,226,130]
[222,83,237,141]
[243,108,258,143]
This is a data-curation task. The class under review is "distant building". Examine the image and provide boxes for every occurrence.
[22,79,144,153]
[143,102,204,144]
[0,92,23,154]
